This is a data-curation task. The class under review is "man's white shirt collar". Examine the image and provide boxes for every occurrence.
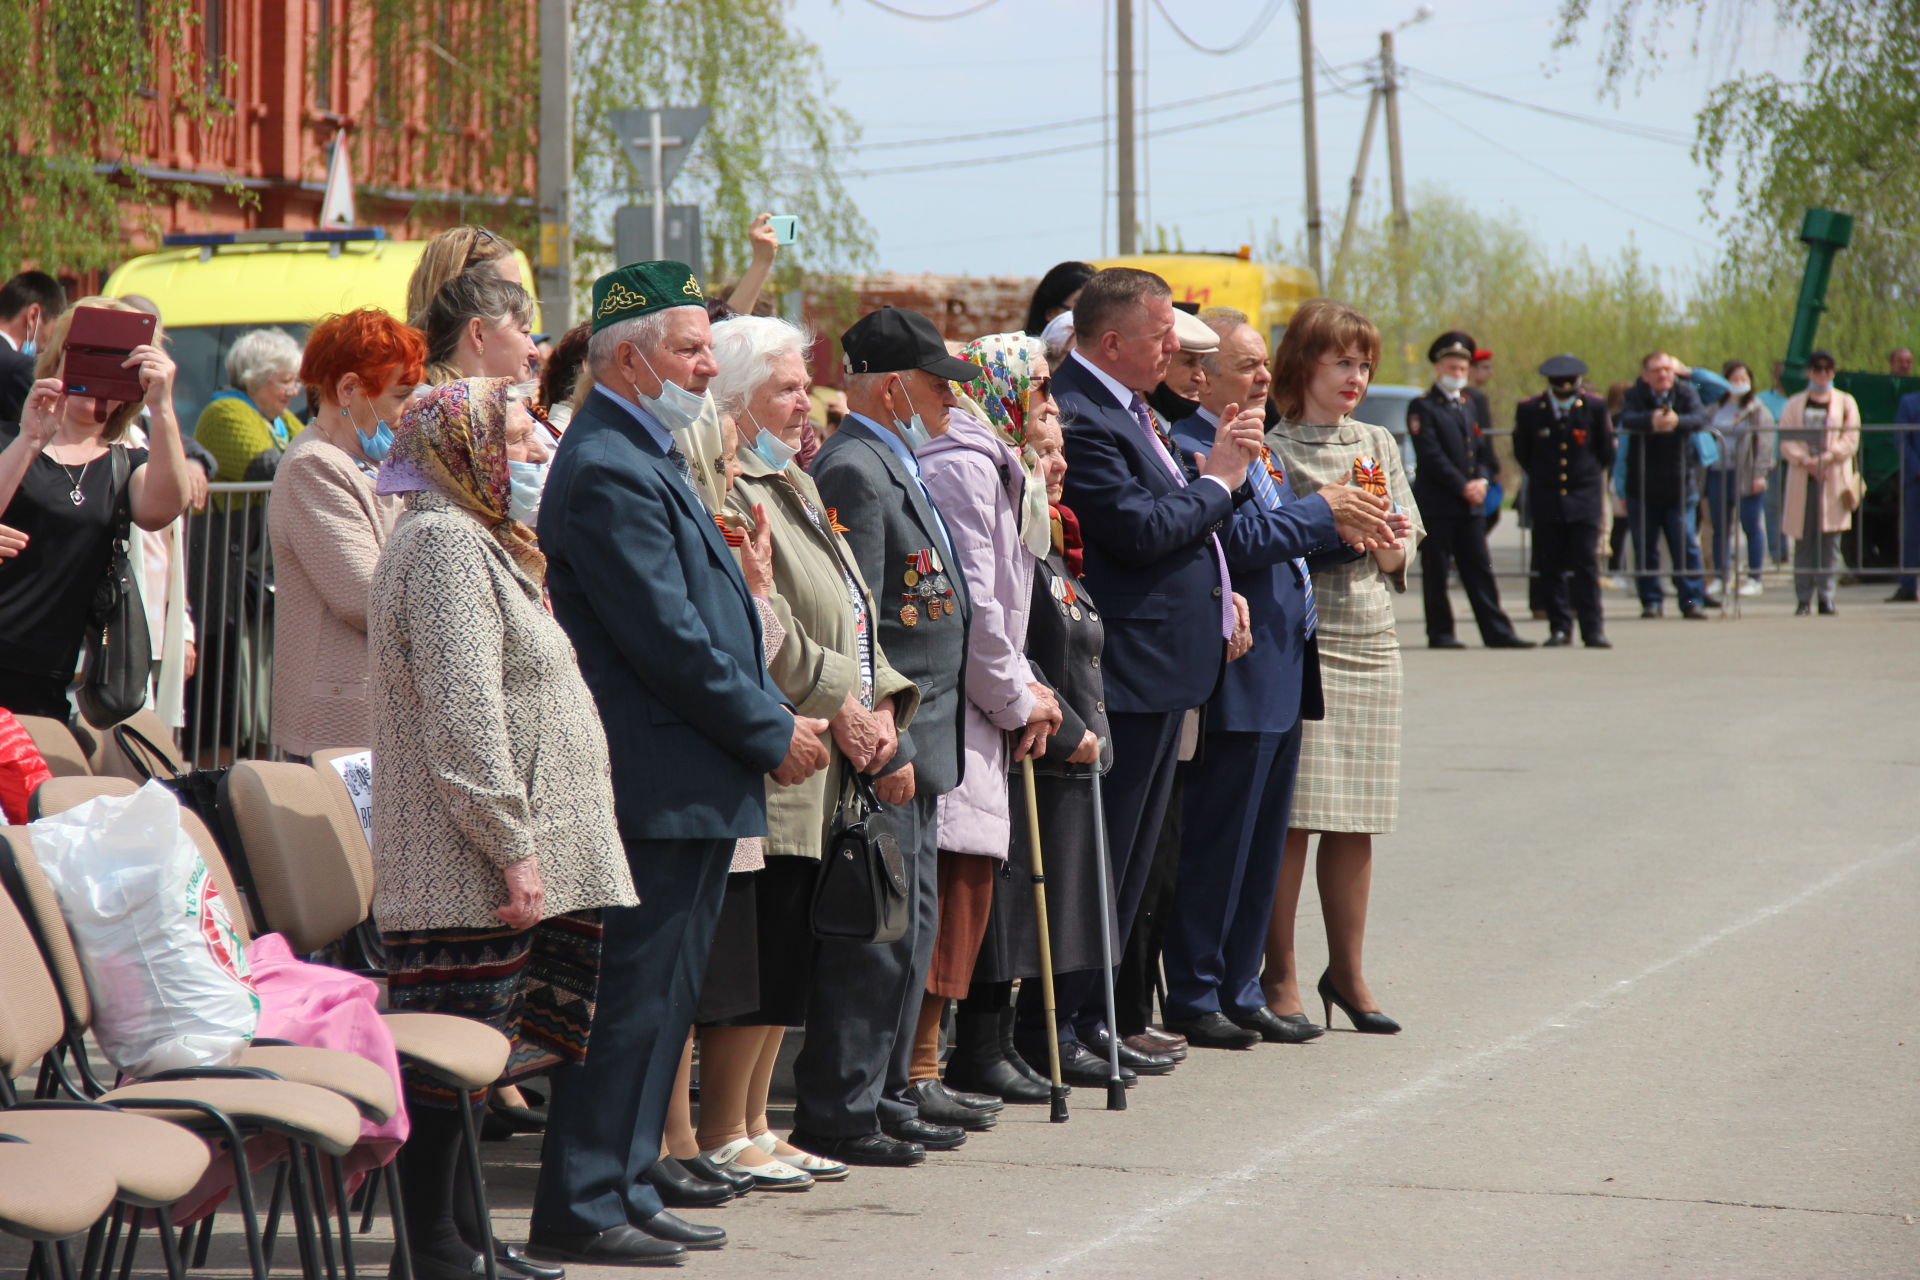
[1071,349,1140,413]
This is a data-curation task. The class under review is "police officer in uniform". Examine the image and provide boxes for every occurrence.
[1513,354,1616,648]
[1407,331,1533,649]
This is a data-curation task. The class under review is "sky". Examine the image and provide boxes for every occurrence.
[785,0,1807,281]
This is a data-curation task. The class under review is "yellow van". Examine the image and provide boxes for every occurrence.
[1091,251,1317,350]
[104,228,541,430]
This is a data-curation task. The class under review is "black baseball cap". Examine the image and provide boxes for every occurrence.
[841,306,981,382]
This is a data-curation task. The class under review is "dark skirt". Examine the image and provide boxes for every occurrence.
[926,851,997,999]
[693,871,761,1025]
[973,768,1114,984]
[382,909,605,1102]
[706,855,817,1028]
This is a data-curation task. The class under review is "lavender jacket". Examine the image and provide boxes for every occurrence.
[917,408,1042,858]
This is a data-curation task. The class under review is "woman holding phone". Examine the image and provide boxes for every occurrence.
[0,297,191,719]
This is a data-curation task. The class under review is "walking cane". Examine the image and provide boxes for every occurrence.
[1087,744,1128,1111]
[1020,755,1071,1123]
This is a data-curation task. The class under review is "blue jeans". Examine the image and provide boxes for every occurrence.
[1704,471,1767,577]
[1628,500,1704,607]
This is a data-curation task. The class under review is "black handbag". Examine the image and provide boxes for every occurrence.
[811,771,908,944]
[75,447,153,729]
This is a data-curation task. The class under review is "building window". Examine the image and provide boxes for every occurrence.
[315,0,333,110]
[203,0,226,95]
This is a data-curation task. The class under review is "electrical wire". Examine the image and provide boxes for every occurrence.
[1403,66,1692,146]
[1402,88,1714,247]
[1149,0,1287,55]
[854,0,1004,19]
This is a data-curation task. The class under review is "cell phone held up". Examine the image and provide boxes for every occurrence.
[60,306,157,415]
[768,215,798,246]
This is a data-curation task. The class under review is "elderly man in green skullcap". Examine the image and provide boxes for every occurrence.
[528,262,831,1266]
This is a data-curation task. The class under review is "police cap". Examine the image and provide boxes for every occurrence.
[1538,353,1589,380]
[1428,330,1476,364]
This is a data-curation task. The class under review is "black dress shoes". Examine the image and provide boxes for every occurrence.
[1583,633,1612,648]
[1045,1038,1134,1088]
[1818,599,1837,615]
[526,1225,686,1268]
[496,1245,566,1280]
[786,1130,925,1167]
[1641,603,1664,618]
[1428,635,1468,649]
[635,1210,725,1251]
[884,1116,966,1150]
[935,1081,1005,1113]
[1164,1010,1260,1049]
[1543,630,1572,647]
[1231,1006,1325,1043]
[1487,634,1537,648]
[1886,590,1918,603]
[642,1157,732,1208]
[1680,602,1710,620]
[680,1153,752,1197]
[1794,601,1812,615]
[1699,594,1723,609]
[1084,1027,1177,1074]
[905,1078,998,1130]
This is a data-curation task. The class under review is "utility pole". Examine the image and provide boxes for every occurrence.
[1298,0,1323,287]
[1380,28,1411,375]
[1116,0,1138,255]
[536,0,573,332]
[1327,84,1381,298]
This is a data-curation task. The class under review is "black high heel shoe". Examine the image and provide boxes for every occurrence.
[1317,969,1401,1034]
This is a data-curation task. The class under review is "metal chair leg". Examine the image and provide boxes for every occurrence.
[454,1096,499,1280]
[382,1161,414,1280]
[155,1210,187,1280]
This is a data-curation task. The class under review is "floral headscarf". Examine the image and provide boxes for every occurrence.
[952,331,1047,451]
[386,377,545,578]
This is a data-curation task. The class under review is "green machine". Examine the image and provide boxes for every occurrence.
[1782,207,1918,572]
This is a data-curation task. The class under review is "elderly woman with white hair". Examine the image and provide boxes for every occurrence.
[687,313,923,1186]
[192,326,303,488]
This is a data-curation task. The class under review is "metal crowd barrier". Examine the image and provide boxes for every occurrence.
[1468,423,1917,618]
[183,481,275,768]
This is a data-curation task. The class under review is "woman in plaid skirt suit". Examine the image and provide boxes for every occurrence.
[1259,300,1423,1035]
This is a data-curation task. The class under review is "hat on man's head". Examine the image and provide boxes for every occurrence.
[1173,306,1220,354]
[841,306,981,383]
[590,260,705,334]
[1538,353,1588,381]
[1428,330,1476,364]
[1472,348,1494,363]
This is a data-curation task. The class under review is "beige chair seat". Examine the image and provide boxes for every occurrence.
[0,1109,212,1207]
[0,1142,117,1240]
[241,1044,398,1122]
[100,1078,364,1158]
[380,1013,511,1091]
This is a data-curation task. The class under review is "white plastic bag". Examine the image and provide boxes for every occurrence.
[29,779,258,1076]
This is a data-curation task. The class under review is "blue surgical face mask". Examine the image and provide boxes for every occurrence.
[1807,373,1834,393]
[633,347,710,435]
[507,458,548,527]
[1551,393,1578,412]
[346,396,394,463]
[745,409,798,471]
[891,378,932,452]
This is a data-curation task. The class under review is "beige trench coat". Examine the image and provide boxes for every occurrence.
[1778,390,1861,536]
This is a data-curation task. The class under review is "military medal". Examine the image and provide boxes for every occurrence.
[1572,428,1588,446]
[1070,605,1083,620]
[1352,454,1388,498]
[899,603,919,626]
[903,568,920,586]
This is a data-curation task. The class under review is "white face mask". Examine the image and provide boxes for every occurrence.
[1437,373,1468,394]
[892,377,933,452]
[1728,381,1751,397]
[507,458,548,527]
[631,347,711,435]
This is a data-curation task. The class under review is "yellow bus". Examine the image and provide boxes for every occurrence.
[1091,251,1318,349]
[105,228,541,429]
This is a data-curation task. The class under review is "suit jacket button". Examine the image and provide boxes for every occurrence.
[1090,656,1100,668]
[1211,586,1223,597]
[1095,700,1105,712]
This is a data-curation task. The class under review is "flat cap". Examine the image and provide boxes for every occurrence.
[1173,305,1219,353]
[1538,353,1588,380]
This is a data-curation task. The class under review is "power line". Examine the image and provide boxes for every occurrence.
[854,0,1004,19]
[1149,0,1287,55]
[1402,88,1715,248]
[1403,66,1692,146]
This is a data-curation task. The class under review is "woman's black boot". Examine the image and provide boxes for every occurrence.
[943,990,1050,1104]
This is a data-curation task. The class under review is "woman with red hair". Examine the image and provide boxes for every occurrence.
[267,307,425,760]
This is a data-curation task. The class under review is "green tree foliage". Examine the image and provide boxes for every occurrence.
[0,0,233,273]
[1554,0,1919,365]
[571,0,873,299]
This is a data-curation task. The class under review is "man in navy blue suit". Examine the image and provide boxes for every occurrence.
[1891,389,1920,602]
[1163,308,1396,1049]
[1021,266,1267,1081]
[530,261,830,1267]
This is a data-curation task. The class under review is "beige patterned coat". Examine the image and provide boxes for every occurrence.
[368,493,637,931]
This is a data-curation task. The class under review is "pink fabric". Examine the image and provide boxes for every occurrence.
[169,934,408,1223]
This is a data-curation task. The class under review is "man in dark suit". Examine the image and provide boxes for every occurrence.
[1029,265,1265,1078]
[1409,330,1533,650]
[1163,308,1393,1049]
[1513,354,1617,647]
[797,306,979,1166]
[0,271,66,423]
[1618,351,1710,618]
[1889,388,1920,602]
[530,261,831,1267]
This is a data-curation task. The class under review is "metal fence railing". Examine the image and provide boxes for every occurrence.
[183,481,275,767]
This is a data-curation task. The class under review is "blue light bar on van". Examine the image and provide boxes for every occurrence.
[161,228,389,248]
